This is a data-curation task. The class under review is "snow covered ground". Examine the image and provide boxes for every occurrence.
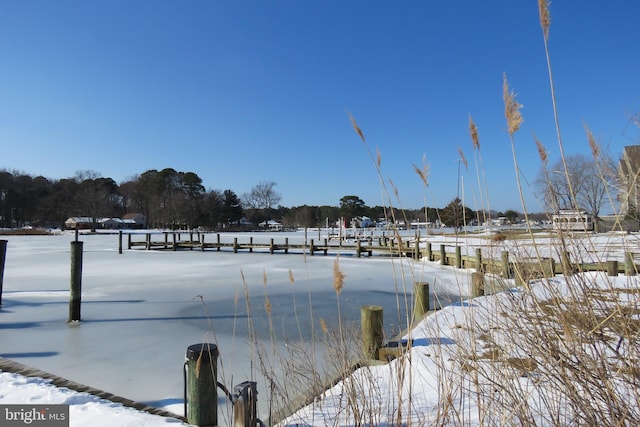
[1,229,638,426]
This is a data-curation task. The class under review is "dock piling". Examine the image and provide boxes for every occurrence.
[0,240,7,305]
[361,305,384,360]
[68,241,83,322]
[184,343,218,427]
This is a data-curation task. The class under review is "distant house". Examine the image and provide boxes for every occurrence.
[123,213,145,229]
[552,209,594,231]
[99,218,125,229]
[64,217,94,229]
[259,220,283,231]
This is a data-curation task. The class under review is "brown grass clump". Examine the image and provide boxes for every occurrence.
[491,232,507,242]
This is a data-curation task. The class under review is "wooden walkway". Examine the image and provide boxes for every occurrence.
[121,231,639,281]
[124,231,420,258]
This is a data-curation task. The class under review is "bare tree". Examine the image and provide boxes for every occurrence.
[535,153,616,218]
[242,181,281,225]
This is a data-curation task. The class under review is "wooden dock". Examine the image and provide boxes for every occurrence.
[121,231,639,279]
[125,231,421,258]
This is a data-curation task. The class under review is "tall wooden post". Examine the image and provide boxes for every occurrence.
[0,240,7,305]
[233,238,239,253]
[412,282,430,323]
[475,248,483,273]
[249,237,253,253]
[145,233,151,250]
[455,246,462,268]
[501,251,510,278]
[127,233,132,250]
[414,240,420,260]
[426,242,432,261]
[440,244,446,265]
[607,260,619,276]
[216,233,221,252]
[68,241,83,322]
[118,230,123,255]
[285,237,289,254]
[269,238,274,254]
[562,251,572,275]
[172,232,177,251]
[200,234,205,252]
[471,272,484,298]
[361,305,383,360]
[625,252,636,276]
[309,239,315,256]
[185,343,218,427]
[356,240,362,258]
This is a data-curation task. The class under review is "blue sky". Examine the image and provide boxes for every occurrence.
[1,1,638,213]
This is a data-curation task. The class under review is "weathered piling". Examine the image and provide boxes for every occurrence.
[172,232,177,251]
[361,305,383,360]
[607,260,619,276]
[145,233,151,250]
[0,240,7,305]
[475,248,484,273]
[625,252,636,276]
[426,242,432,261]
[309,239,315,256]
[233,238,239,253]
[127,233,132,249]
[185,343,218,427]
[412,282,430,323]
[440,244,446,265]
[501,251,511,278]
[455,246,462,269]
[562,251,573,275]
[471,272,484,298]
[414,240,420,260]
[118,230,123,255]
[68,241,83,322]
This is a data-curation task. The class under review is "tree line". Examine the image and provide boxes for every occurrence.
[0,167,534,231]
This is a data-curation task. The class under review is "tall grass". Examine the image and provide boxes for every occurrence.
[199,1,639,426]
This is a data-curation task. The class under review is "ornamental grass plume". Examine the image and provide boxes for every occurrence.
[457,146,468,170]
[585,125,600,159]
[333,256,345,295]
[535,136,549,165]
[469,115,480,150]
[538,0,551,41]
[503,73,523,136]
[348,111,365,143]
[413,157,429,187]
